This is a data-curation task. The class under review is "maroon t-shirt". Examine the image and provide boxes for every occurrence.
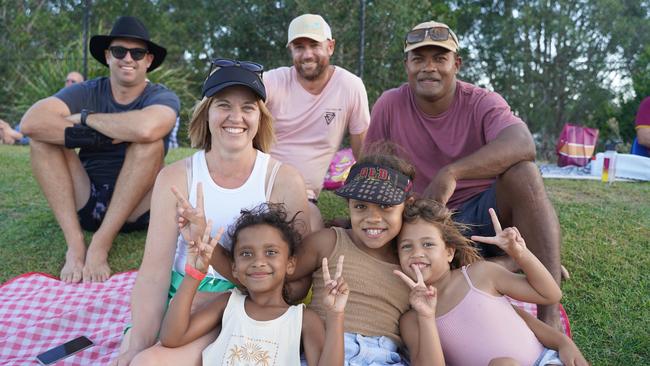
[635,96,650,128]
[366,81,524,208]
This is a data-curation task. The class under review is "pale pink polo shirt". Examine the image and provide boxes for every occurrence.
[264,66,370,198]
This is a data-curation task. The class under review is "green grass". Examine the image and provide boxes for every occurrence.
[1,145,648,365]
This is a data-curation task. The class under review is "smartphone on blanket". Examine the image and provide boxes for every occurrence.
[35,336,94,365]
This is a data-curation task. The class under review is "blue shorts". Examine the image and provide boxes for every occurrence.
[535,348,563,365]
[301,332,406,365]
[77,180,149,232]
[342,333,406,365]
[453,183,504,257]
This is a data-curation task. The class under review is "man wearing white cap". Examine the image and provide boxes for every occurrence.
[365,21,563,328]
[264,14,370,230]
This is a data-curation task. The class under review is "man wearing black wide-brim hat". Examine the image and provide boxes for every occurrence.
[21,16,180,285]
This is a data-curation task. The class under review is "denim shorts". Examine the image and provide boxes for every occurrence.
[535,348,564,365]
[301,332,406,365]
[453,183,504,257]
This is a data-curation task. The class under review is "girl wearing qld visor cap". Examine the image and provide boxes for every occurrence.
[298,145,416,364]
[125,59,312,365]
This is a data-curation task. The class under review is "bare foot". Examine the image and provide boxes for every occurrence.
[538,303,564,333]
[83,246,111,282]
[61,249,85,283]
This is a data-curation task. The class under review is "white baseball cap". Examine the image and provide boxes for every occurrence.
[287,14,332,47]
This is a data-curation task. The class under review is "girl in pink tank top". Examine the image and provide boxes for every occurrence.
[393,199,588,366]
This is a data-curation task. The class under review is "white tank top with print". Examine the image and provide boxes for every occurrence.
[202,288,304,365]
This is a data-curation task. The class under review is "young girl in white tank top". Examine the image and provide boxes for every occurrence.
[393,199,588,366]
[160,204,349,365]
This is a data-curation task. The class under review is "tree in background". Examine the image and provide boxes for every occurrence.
[453,0,650,153]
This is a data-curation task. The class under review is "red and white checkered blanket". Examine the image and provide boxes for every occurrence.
[0,271,136,365]
[509,298,572,338]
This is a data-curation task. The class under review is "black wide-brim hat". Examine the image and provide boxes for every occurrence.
[335,162,413,205]
[202,66,267,101]
[90,16,166,72]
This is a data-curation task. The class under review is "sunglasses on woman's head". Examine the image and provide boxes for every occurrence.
[108,46,148,61]
[207,58,264,78]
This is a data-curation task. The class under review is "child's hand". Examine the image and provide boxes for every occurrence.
[558,336,590,366]
[321,256,349,314]
[186,219,223,274]
[471,208,527,258]
[393,265,437,318]
[171,182,207,244]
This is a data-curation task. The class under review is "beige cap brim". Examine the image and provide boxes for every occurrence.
[404,39,457,53]
[286,33,329,47]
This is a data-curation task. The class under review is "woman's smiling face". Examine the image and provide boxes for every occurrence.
[208,85,260,152]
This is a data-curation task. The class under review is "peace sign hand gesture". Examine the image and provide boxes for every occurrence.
[171,182,207,244]
[186,220,223,274]
[321,256,349,314]
[394,264,438,318]
[471,208,527,259]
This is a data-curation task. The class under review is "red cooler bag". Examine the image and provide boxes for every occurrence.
[556,123,599,167]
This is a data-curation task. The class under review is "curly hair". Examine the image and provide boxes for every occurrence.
[402,198,481,269]
[227,203,304,304]
[227,203,303,260]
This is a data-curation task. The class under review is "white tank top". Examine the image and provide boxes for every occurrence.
[173,150,280,279]
[202,288,304,365]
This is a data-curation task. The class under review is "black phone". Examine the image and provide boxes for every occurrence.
[35,336,94,365]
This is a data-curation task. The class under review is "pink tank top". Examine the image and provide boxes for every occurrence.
[436,266,544,365]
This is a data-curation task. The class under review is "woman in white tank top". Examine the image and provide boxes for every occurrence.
[117,60,311,366]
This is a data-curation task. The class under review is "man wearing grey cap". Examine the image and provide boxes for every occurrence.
[264,14,371,231]
[365,21,563,328]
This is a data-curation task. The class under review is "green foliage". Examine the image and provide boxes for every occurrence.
[0,1,82,122]
[8,39,102,121]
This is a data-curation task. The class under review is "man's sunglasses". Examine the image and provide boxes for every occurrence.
[108,46,149,61]
[207,58,264,78]
[405,27,458,46]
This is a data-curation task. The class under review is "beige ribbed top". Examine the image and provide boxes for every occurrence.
[310,227,410,344]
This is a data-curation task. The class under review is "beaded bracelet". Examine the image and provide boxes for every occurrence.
[185,263,207,281]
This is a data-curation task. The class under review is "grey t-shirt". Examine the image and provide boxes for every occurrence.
[55,77,180,185]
